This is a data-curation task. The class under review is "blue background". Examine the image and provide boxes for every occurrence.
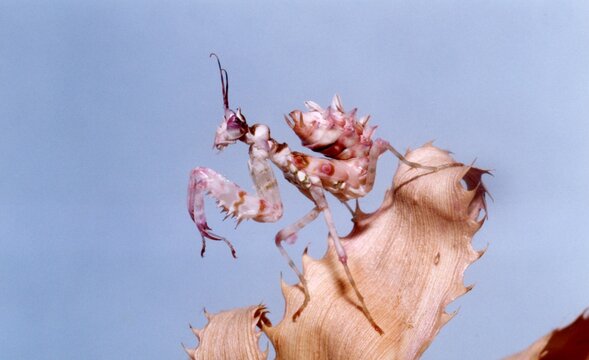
[1,1,588,359]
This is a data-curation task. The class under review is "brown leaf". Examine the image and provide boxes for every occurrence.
[505,310,589,360]
[184,305,270,360]
[262,144,489,359]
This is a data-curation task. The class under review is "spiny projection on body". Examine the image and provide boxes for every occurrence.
[187,54,460,334]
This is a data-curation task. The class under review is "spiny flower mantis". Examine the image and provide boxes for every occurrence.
[187,54,459,334]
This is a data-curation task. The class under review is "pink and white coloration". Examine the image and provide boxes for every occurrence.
[187,54,459,334]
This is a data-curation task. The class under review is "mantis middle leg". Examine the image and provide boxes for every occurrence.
[275,207,321,321]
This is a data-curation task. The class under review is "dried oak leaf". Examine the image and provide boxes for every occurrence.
[262,144,489,359]
[184,305,271,360]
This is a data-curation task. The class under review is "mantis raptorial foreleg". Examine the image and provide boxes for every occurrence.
[187,147,283,257]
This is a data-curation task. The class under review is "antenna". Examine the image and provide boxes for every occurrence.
[209,53,229,109]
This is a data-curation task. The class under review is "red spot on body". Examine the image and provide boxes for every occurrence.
[320,162,335,176]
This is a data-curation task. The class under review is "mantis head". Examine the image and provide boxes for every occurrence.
[210,53,249,150]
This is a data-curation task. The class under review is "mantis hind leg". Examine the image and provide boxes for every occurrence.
[382,139,462,171]
[275,207,321,321]
[309,186,384,335]
[363,138,462,194]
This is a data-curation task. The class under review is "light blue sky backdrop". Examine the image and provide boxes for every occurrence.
[1,1,588,359]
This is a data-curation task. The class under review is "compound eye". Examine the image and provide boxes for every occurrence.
[226,114,243,130]
[225,112,247,139]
